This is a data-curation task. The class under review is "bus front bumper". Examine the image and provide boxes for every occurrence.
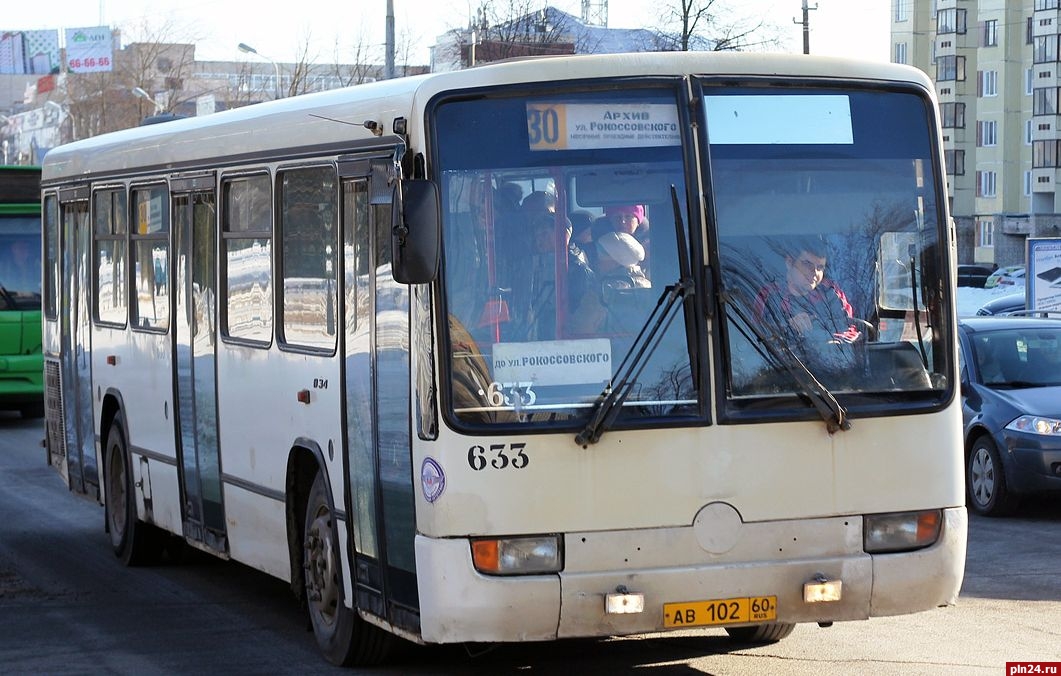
[414,507,966,644]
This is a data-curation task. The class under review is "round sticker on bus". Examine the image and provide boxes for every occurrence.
[421,457,446,503]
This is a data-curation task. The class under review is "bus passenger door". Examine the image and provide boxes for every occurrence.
[340,166,419,632]
[58,194,97,495]
[171,184,226,550]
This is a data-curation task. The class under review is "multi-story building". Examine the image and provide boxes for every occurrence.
[893,0,1061,268]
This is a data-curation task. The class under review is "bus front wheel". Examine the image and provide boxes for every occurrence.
[104,412,162,566]
[303,470,392,666]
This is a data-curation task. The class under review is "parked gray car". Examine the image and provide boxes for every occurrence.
[959,317,1061,515]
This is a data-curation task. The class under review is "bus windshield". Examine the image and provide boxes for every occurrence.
[434,87,698,429]
[0,216,42,311]
[706,85,951,410]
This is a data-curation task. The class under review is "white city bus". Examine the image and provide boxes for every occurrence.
[41,52,966,665]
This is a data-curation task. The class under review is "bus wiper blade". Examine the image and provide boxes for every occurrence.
[575,278,692,447]
[576,185,696,447]
[722,288,851,434]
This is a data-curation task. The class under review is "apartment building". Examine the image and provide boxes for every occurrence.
[893,0,1061,268]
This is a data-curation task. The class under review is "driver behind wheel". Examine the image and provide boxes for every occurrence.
[753,235,861,371]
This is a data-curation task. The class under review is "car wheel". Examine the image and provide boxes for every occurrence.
[966,436,1018,517]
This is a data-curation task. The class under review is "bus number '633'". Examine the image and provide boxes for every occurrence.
[468,443,529,471]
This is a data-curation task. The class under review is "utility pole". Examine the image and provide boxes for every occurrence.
[385,0,395,79]
[793,0,818,55]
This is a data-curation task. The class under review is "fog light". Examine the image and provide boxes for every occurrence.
[471,535,562,575]
[864,510,942,553]
[803,574,842,603]
[605,587,645,614]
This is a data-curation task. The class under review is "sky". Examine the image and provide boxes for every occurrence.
[3,0,889,66]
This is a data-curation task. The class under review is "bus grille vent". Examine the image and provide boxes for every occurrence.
[44,359,68,461]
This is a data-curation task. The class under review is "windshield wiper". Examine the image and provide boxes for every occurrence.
[576,186,695,447]
[721,287,851,434]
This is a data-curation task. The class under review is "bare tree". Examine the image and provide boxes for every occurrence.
[65,19,205,139]
[463,1,578,65]
[654,0,782,52]
[331,28,380,86]
[285,33,317,97]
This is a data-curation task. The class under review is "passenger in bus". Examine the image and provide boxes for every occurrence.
[602,204,650,278]
[520,213,594,340]
[569,231,650,335]
[753,237,861,369]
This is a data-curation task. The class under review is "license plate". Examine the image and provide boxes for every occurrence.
[662,596,777,628]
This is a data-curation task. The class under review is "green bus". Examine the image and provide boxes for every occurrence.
[0,165,43,418]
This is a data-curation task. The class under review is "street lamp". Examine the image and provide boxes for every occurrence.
[131,87,162,114]
[238,42,282,100]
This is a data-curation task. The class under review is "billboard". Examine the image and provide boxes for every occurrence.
[1027,238,1061,313]
[0,29,60,75]
[64,26,113,73]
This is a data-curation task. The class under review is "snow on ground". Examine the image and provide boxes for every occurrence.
[956,285,1024,317]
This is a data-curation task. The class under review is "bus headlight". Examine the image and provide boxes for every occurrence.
[863,510,942,553]
[471,535,562,575]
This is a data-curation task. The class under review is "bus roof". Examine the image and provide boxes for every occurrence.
[41,52,932,186]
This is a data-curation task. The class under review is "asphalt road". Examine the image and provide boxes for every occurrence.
[2,409,1060,675]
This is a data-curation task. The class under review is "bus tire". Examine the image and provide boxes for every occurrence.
[725,622,796,644]
[104,412,162,566]
[967,435,1018,517]
[303,470,392,666]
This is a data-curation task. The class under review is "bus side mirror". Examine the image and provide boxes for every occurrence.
[391,179,440,284]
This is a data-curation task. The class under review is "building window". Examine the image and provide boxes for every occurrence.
[937,8,967,34]
[978,70,998,97]
[1025,170,1033,197]
[1034,139,1060,168]
[978,220,994,248]
[941,102,966,128]
[895,0,908,22]
[1028,118,1034,145]
[936,55,966,82]
[1038,0,1060,10]
[976,171,997,197]
[944,149,965,176]
[1034,35,1059,64]
[1034,87,1060,115]
[894,42,907,65]
[977,120,998,147]
[278,165,338,351]
[93,189,128,327]
[1027,68,1035,95]
[222,174,273,344]
[984,20,998,47]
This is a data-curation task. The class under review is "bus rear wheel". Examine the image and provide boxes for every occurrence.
[303,470,392,666]
[725,622,796,644]
[104,412,163,566]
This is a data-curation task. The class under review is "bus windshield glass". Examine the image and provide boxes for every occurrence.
[433,87,698,428]
[706,85,951,409]
[0,216,42,311]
